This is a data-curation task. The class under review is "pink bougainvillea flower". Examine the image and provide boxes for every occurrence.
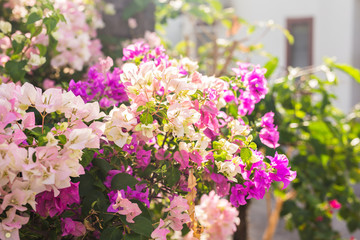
[261,112,275,128]
[43,79,55,90]
[174,150,189,170]
[259,126,280,149]
[230,184,248,207]
[35,182,80,217]
[164,196,190,231]
[195,191,240,239]
[135,149,151,169]
[329,199,342,209]
[107,191,142,223]
[267,152,297,189]
[155,148,171,161]
[151,219,170,240]
[61,218,86,237]
[211,173,230,197]
[189,151,203,167]
[0,207,29,240]
[97,56,113,73]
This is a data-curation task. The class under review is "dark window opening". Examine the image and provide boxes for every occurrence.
[286,18,313,67]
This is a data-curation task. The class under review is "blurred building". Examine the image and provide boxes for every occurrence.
[232,0,360,113]
[165,0,360,113]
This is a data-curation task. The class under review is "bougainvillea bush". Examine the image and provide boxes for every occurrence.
[0,0,113,87]
[0,37,296,239]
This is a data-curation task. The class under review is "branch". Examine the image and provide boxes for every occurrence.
[262,190,296,240]
[216,40,238,77]
[211,34,218,76]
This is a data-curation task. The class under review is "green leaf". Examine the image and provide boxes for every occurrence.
[208,0,223,12]
[326,59,360,84]
[93,158,112,176]
[137,105,145,112]
[240,148,252,161]
[79,173,95,197]
[181,223,190,236]
[281,28,294,45]
[166,166,180,187]
[127,216,153,237]
[27,12,42,25]
[219,76,231,82]
[5,60,27,81]
[58,135,67,144]
[249,142,257,150]
[31,26,43,37]
[124,233,145,240]
[43,3,55,11]
[247,25,256,35]
[264,57,279,79]
[140,111,153,125]
[233,135,246,142]
[36,44,47,56]
[12,40,25,55]
[111,173,138,190]
[43,17,58,34]
[81,149,94,167]
[228,104,238,118]
[100,226,123,240]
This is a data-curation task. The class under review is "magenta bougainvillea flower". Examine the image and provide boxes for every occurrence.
[329,199,342,209]
[0,36,297,238]
[61,218,86,237]
[35,182,80,217]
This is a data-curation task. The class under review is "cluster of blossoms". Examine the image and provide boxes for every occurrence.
[259,111,280,149]
[0,39,296,239]
[315,199,342,222]
[68,57,128,108]
[1,0,110,73]
[190,191,240,239]
[232,62,268,115]
[0,82,104,239]
[50,0,105,70]
[86,41,294,239]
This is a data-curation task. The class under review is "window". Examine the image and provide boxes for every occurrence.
[286,18,313,67]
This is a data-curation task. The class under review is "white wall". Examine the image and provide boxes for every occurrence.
[352,0,360,106]
[164,0,359,112]
[232,0,356,113]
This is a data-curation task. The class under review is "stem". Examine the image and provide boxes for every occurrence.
[265,191,272,220]
[216,40,238,77]
[161,132,168,148]
[185,35,190,57]
[212,34,218,76]
[41,113,46,134]
[262,191,296,240]
[233,202,250,240]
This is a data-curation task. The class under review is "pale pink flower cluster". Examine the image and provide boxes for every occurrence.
[3,0,36,20]
[0,31,47,71]
[107,191,142,223]
[0,82,104,240]
[104,59,227,163]
[194,191,240,239]
[164,196,191,231]
[151,196,191,240]
[2,0,105,72]
[51,0,104,71]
